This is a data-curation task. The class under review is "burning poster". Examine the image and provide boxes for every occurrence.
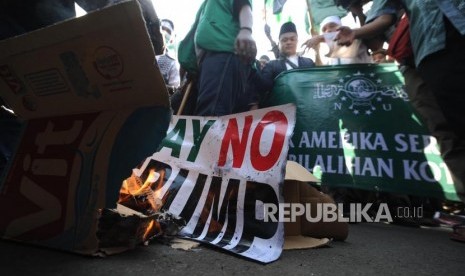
[120,104,296,263]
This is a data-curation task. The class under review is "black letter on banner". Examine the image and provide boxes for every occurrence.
[178,173,209,222]
[191,177,239,245]
[161,168,189,211]
[230,181,279,253]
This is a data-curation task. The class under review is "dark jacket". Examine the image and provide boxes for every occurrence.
[253,56,315,102]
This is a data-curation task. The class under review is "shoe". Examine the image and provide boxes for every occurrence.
[450,224,465,242]
[434,211,465,226]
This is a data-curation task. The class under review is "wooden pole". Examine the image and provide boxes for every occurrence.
[176,80,194,116]
[305,0,323,66]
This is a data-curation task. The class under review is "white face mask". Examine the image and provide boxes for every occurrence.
[323,32,339,50]
[164,32,172,45]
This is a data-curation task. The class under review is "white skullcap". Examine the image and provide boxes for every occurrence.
[320,16,342,32]
[161,19,174,34]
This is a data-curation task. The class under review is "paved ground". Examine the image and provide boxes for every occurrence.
[1,222,464,276]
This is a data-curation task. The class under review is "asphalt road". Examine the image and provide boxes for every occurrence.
[1,222,464,276]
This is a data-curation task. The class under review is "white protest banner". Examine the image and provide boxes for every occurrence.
[131,104,296,263]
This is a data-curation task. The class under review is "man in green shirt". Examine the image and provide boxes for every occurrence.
[179,0,257,116]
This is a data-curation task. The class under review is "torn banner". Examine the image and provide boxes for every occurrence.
[132,104,296,263]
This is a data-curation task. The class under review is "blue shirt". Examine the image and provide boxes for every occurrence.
[369,0,465,67]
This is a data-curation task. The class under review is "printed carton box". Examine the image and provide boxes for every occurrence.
[0,0,170,255]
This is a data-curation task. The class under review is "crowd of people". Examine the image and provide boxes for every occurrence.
[169,0,465,239]
[0,0,465,239]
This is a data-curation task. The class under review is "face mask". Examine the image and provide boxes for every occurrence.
[164,32,172,46]
[323,32,339,50]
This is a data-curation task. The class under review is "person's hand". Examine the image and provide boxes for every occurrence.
[264,24,272,40]
[235,29,257,64]
[301,36,322,53]
[334,26,356,46]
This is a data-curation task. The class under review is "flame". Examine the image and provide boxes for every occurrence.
[118,169,164,214]
[153,169,165,199]
[143,220,155,240]
[98,168,174,247]
[142,218,163,241]
[116,168,169,242]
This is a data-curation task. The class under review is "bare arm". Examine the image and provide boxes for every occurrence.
[235,4,256,64]
[301,35,325,53]
[335,14,394,46]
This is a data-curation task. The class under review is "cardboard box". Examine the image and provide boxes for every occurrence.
[0,1,169,119]
[283,161,348,249]
[284,161,320,237]
[0,1,170,255]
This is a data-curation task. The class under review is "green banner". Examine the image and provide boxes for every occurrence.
[266,64,459,201]
[308,0,347,28]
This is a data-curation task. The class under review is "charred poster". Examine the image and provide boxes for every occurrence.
[127,104,296,263]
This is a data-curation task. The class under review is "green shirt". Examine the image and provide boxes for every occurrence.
[370,0,465,67]
[195,0,252,53]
